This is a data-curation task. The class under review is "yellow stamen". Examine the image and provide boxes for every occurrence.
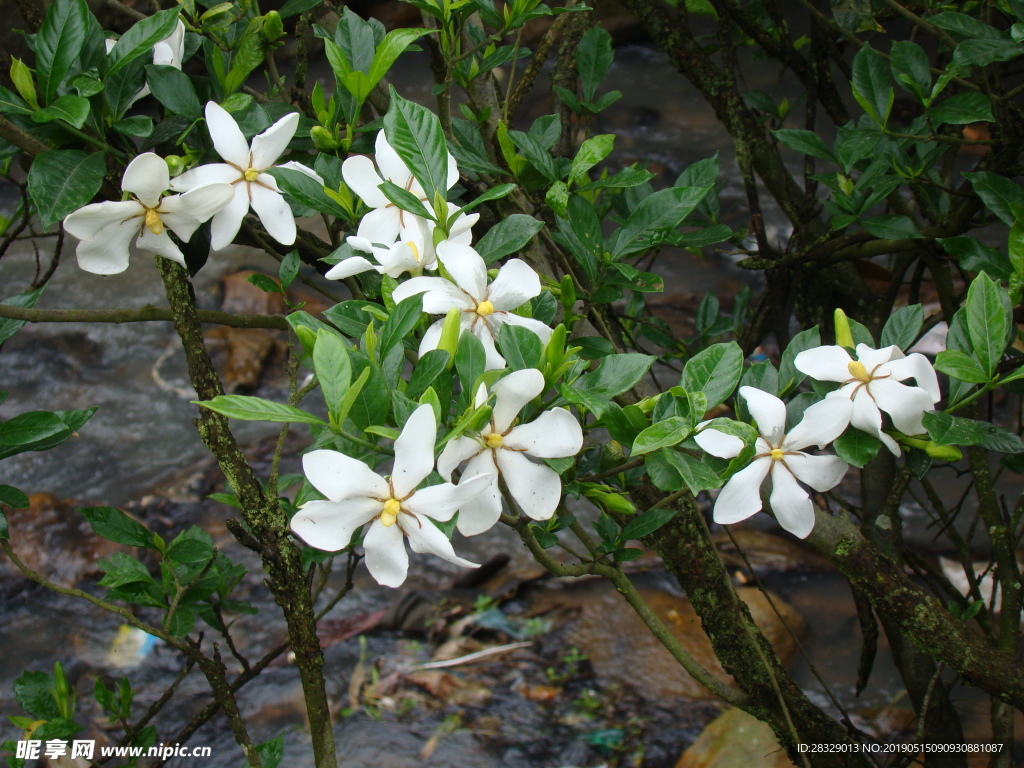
[847,360,871,382]
[769,448,785,461]
[407,240,421,262]
[476,300,494,317]
[144,208,164,235]
[243,167,260,182]
[380,498,401,527]
[485,432,504,449]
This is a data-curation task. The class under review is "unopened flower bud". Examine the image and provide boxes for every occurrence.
[310,125,340,151]
[165,155,186,177]
[263,10,284,41]
[834,308,854,349]
[581,484,636,516]
[437,307,461,367]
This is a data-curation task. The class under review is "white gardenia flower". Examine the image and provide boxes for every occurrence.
[325,203,475,281]
[290,404,489,588]
[170,101,322,250]
[794,343,940,455]
[392,242,552,370]
[695,387,852,539]
[438,369,583,536]
[63,152,234,275]
[342,131,477,249]
[105,20,186,108]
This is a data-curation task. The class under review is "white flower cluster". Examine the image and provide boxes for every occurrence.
[697,344,940,539]
[63,102,320,274]
[289,134,582,586]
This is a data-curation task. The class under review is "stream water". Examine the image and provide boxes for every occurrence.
[0,37,1014,768]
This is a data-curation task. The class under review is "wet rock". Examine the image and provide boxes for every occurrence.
[204,326,287,392]
[675,707,797,768]
[220,270,288,315]
[529,577,804,700]
[0,493,127,591]
[713,527,833,574]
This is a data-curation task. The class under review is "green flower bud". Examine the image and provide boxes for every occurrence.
[834,308,854,349]
[437,307,462,368]
[581,483,636,515]
[310,125,340,151]
[164,155,186,177]
[263,10,284,41]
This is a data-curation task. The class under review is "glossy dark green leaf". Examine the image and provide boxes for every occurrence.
[196,395,327,425]
[964,271,1012,379]
[31,94,91,128]
[852,44,893,126]
[680,342,743,410]
[879,305,923,351]
[475,214,544,264]
[28,150,107,230]
[80,506,153,548]
[36,0,90,104]
[383,88,449,208]
[106,8,181,78]
[145,65,201,120]
[380,294,423,357]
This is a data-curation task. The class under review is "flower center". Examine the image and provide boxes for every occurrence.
[144,207,165,235]
[380,498,401,527]
[243,167,261,182]
[407,240,421,263]
[847,360,872,383]
[485,432,504,449]
[476,300,494,317]
[769,448,785,461]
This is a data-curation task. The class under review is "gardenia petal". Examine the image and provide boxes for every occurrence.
[64,200,142,241]
[356,207,402,246]
[122,153,170,208]
[392,404,437,498]
[393,276,474,313]
[499,313,554,345]
[768,462,815,539]
[488,259,541,310]
[416,320,445,358]
[137,227,185,265]
[472,320,506,371]
[739,387,787,445]
[712,456,771,525]
[490,368,545,433]
[303,449,389,501]
[846,387,900,455]
[883,353,941,403]
[160,184,236,240]
[276,161,323,184]
[342,154,390,207]
[405,473,489,522]
[251,112,299,169]
[169,162,240,192]
[783,397,852,451]
[437,241,487,301]
[495,449,563,520]
[290,497,381,552]
[504,409,582,458]
[374,131,414,189]
[249,184,296,245]
[437,435,483,481]
[694,427,744,459]
[325,256,378,280]
[363,521,408,588]
[453,452,501,536]
[784,452,848,492]
[869,378,935,435]
[793,345,852,382]
[855,343,897,370]
[210,185,251,250]
[74,216,139,275]
[205,102,250,168]
[405,515,479,570]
